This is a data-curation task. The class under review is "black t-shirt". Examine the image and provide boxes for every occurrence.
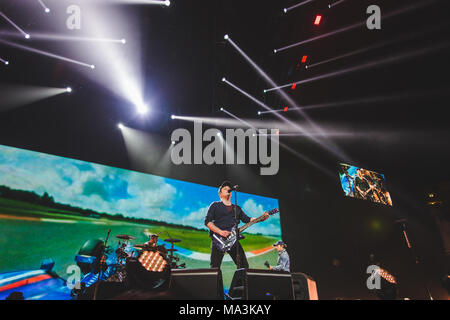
[204,201,251,236]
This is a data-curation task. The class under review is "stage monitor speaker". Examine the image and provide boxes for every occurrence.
[291,272,319,300]
[228,268,294,300]
[169,268,224,300]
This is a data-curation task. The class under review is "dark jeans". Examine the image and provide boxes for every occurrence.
[210,241,249,269]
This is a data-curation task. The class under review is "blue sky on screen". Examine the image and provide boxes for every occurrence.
[0,145,281,236]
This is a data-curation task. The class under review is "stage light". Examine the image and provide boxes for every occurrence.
[1,58,9,66]
[301,55,308,63]
[5,61,9,65]
[222,77,226,82]
[224,34,229,40]
[217,132,222,137]
[171,140,176,145]
[66,87,72,93]
[220,107,224,111]
[38,0,50,13]
[121,39,126,44]
[258,111,261,115]
[283,0,316,14]
[136,104,148,115]
[284,107,288,112]
[165,0,171,6]
[0,11,30,39]
[291,83,297,90]
[90,65,95,69]
[273,49,277,54]
[171,115,175,119]
[314,15,322,25]
[118,123,124,130]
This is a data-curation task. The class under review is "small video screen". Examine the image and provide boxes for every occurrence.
[338,163,393,206]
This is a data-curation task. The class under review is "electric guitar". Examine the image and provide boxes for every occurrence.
[211,208,279,253]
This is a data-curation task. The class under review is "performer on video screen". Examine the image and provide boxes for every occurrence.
[204,181,269,269]
[267,240,290,272]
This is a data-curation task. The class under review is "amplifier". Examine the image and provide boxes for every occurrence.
[169,268,224,300]
[291,272,319,300]
[229,268,294,300]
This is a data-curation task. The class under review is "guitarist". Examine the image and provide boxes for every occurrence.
[266,241,290,272]
[204,181,269,269]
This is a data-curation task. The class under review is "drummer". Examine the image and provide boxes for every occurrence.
[145,234,159,248]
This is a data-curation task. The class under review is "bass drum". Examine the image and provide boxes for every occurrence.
[126,250,171,291]
[76,239,104,274]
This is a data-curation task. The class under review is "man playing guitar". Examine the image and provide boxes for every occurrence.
[204,181,269,269]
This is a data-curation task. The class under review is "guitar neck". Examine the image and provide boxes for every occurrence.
[238,215,265,233]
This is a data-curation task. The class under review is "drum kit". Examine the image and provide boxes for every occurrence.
[107,232,186,270]
[74,231,186,299]
[106,232,185,289]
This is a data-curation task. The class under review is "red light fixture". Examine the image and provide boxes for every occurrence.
[314,15,322,25]
[284,107,288,112]
[291,83,297,90]
[301,55,308,63]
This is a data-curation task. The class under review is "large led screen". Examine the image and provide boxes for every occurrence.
[0,144,281,289]
[339,163,393,206]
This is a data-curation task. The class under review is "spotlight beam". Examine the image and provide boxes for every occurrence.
[265,42,450,92]
[224,35,349,161]
[226,36,340,135]
[0,85,70,112]
[222,109,334,179]
[172,115,297,132]
[220,108,333,177]
[0,57,9,65]
[306,24,446,70]
[0,31,127,44]
[0,11,30,38]
[285,88,450,113]
[284,0,315,14]
[37,0,50,12]
[255,133,351,137]
[222,78,348,160]
[221,108,255,129]
[222,78,273,112]
[110,0,170,5]
[274,0,437,54]
[328,0,348,8]
[0,38,95,69]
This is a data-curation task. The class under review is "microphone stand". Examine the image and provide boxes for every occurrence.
[233,187,242,269]
[396,219,433,300]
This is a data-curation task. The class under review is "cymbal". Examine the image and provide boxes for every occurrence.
[164,238,181,243]
[116,234,136,240]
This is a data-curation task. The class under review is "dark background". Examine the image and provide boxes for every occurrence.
[1,0,449,299]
